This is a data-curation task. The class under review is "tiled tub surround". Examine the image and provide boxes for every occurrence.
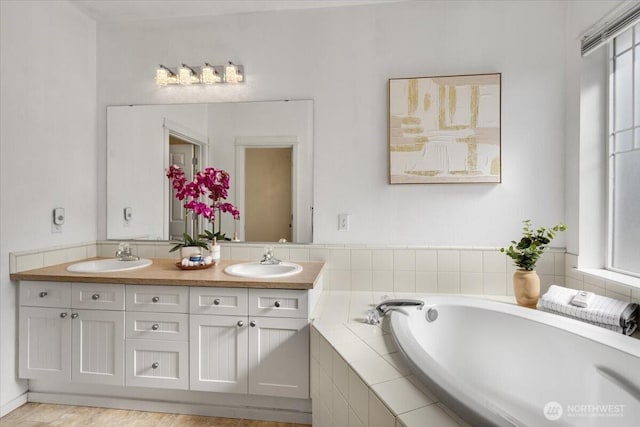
[309,291,640,427]
[310,291,481,427]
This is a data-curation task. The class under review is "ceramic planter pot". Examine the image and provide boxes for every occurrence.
[180,246,202,259]
[513,270,540,309]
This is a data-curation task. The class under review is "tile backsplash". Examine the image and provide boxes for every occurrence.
[10,241,566,297]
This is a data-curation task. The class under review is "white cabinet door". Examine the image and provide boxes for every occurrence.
[248,317,309,399]
[190,314,248,394]
[125,339,189,390]
[71,309,125,386]
[19,307,71,381]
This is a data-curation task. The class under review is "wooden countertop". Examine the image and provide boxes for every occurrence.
[9,258,325,290]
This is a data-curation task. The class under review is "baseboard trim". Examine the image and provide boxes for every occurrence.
[1,392,28,417]
[27,392,311,424]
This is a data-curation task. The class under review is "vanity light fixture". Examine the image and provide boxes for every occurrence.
[154,62,245,86]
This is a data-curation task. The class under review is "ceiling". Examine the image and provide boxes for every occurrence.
[71,0,410,22]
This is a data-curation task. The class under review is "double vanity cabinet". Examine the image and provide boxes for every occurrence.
[12,258,324,422]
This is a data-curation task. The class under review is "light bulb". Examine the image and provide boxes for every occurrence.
[201,63,221,84]
[155,67,169,86]
[178,64,193,85]
[225,62,239,84]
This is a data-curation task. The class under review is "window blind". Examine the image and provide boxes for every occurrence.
[581,3,640,56]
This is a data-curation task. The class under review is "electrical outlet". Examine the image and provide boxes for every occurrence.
[338,214,350,231]
[52,223,62,233]
[52,207,64,233]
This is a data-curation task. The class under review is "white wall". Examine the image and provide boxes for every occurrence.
[0,0,97,411]
[97,0,570,247]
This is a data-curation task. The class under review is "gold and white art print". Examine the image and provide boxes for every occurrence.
[388,73,501,184]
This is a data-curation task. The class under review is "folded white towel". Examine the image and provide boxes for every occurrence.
[539,285,637,331]
[539,305,637,335]
[570,290,595,308]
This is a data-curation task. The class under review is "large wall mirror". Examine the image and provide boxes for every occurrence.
[107,100,313,243]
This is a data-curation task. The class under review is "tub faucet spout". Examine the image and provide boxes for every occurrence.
[376,299,425,316]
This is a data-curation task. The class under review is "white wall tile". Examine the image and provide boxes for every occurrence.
[333,351,349,399]
[67,245,89,262]
[230,246,251,260]
[350,408,367,427]
[370,376,433,416]
[397,404,460,427]
[330,270,352,290]
[319,335,333,375]
[460,251,482,273]
[554,253,565,276]
[43,249,67,266]
[536,253,555,275]
[333,384,349,427]
[351,356,403,385]
[605,281,632,297]
[605,289,631,302]
[483,272,507,295]
[352,249,373,270]
[289,247,310,262]
[415,272,437,293]
[394,249,415,270]
[483,250,506,273]
[394,270,416,293]
[369,390,396,427]
[437,272,460,294]
[565,277,584,290]
[349,368,370,425]
[460,272,483,295]
[319,365,333,416]
[352,270,373,291]
[86,244,97,258]
[272,247,290,261]
[437,250,459,272]
[16,253,44,272]
[331,248,351,270]
[310,247,330,263]
[372,270,394,292]
[415,250,437,271]
[310,357,319,399]
[372,250,394,270]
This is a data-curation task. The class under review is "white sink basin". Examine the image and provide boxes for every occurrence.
[67,258,153,273]
[224,262,303,279]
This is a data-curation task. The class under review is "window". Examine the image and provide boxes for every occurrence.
[608,23,640,277]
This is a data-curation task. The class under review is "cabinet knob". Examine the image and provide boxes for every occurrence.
[213,298,221,305]
[39,291,48,298]
[60,312,68,318]
[152,296,160,303]
[151,362,159,369]
[92,294,100,300]
[71,313,79,319]
[237,320,244,327]
[274,301,281,308]
[151,324,159,330]
[250,320,257,327]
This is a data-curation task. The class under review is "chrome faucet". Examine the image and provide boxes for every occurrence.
[115,242,139,261]
[366,299,425,325]
[260,247,281,265]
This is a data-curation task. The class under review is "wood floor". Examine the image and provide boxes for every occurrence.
[0,403,311,427]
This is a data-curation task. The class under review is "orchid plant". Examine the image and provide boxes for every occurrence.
[166,165,240,252]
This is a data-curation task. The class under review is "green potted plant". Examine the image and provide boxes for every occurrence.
[500,220,566,308]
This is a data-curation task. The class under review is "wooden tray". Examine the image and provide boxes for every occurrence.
[175,262,215,271]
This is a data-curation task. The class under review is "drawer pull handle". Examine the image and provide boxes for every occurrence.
[274,301,281,308]
[237,320,244,327]
[152,362,159,369]
[60,312,68,318]
[152,296,160,303]
[213,299,221,305]
[92,294,100,300]
[250,320,257,327]
[151,324,159,330]
[39,291,48,298]
[71,313,79,319]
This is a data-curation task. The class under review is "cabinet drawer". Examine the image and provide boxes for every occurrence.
[20,281,71,308]
[248,289,308,318]
[126,312,188,341]
[190,287,248,315]
[126,285,188,313]
[125,339,188,390]
[71,283,125,310]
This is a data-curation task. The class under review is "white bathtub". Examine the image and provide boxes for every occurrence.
[389,296,640,426]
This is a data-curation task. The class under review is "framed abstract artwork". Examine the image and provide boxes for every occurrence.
[388,73,501,184]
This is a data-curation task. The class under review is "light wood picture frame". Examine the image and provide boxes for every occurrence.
[388,73,501,184]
